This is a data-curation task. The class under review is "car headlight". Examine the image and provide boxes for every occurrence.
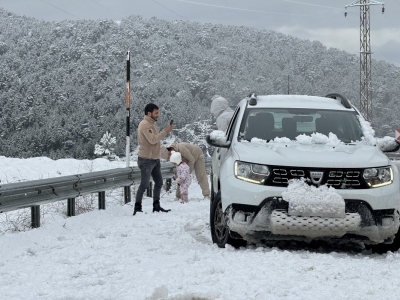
[234,161,270,184]
[363,167,393,188]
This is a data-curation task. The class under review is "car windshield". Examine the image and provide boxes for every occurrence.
[239,108,364,143]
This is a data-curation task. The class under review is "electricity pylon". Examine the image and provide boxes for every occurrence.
[345,0,384,121]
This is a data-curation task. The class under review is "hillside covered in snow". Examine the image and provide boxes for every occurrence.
[0,8,399,159]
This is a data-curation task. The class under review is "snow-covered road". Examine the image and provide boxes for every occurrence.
[1,156,400,300]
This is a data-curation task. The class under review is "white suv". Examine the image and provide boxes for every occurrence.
[207,93,400,252]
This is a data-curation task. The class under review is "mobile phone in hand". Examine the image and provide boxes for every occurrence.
[170,119,174,125]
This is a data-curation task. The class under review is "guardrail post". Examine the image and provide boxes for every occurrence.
[146,181,153,197]
[98,191,105,210]
[31,205,40,228]
[165,178,171,191]
[67,198,76,216]
[124,186,131,204]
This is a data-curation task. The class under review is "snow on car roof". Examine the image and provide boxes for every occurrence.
[240,95,354,111]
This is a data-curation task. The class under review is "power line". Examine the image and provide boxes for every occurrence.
[89,0,123,20]
[152,0,188,20]
[39,0,76,18]
[163,0,312,17]
[345,17,400,73]
[276,0,342,10]
[89,0,189,23]
[382,6,400,34]
[31,0,400,70]
[345,0,393,121]
[272,0,399,69]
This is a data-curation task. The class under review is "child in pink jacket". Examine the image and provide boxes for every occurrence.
[170,151,192,203]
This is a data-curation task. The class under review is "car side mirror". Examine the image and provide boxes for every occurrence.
[206,131,231,148]
[377,137,400,152]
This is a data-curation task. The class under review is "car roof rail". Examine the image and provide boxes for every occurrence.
[248,92,257,106]
[325,93,352,109]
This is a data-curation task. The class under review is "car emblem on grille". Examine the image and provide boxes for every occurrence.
[310,171,324,185]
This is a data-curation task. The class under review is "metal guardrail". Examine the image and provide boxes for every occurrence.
[205,156,212,171]
[0,162,175,227]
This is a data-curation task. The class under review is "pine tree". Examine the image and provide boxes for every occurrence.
[175,120,213,156]
[94,131,117,160]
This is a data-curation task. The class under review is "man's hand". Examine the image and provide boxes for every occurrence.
[165,124,173,133]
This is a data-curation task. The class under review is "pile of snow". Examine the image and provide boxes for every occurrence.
[252,132,343,147]
[248,118,399,151]
[375,136,400,151]
[295,133,342,147]
[209,130,227,143]
[358,117,376,144]
[282,178,345,218]
[267,137,292,144]
[0,156,126,184]
[358,118,399,151]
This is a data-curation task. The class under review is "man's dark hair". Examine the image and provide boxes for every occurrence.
[144,103,159,115]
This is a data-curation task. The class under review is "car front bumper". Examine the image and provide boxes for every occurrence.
[225,198,400,244]
[221,173,400,212]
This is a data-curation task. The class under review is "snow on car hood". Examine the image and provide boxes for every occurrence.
[233,141,390,168]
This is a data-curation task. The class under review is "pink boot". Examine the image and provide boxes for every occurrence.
[180,194,189,203]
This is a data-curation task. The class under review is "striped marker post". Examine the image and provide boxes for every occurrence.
[124,51,131,204]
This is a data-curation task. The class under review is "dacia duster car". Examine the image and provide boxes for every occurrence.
[207,93,400,252]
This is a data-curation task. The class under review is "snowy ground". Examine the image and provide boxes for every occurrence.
[1,156,400,300]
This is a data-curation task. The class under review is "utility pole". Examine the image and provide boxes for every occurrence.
[125,51,131,167]
[124,51,131,204]
[345,1,384,122]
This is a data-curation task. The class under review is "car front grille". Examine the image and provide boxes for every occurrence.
[265,166,368,189]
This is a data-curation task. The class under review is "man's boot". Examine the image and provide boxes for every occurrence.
[133,202,143,215]
[153,201,171,213]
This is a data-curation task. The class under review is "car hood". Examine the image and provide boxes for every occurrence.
[233,141,390,168]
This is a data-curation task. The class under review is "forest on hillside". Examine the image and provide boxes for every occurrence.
[0,8,399,159]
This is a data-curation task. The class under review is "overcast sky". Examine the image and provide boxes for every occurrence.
[1,0,400,67]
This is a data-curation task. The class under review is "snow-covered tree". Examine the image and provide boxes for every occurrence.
[175,120,213,156]
[0,9,398,159]
[94,131,116,160]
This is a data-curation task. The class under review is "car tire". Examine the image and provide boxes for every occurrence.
[368,227,400,254]
[210,191,246,248]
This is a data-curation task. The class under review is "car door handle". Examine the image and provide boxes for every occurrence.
[218,155,221,160]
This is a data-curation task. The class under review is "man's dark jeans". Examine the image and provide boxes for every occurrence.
[135,157,163,204]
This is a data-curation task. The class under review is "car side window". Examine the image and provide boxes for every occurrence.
[226,107,240,142]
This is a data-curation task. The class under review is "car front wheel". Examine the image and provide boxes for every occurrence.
[210,191,246,248]
[367,226,400,254]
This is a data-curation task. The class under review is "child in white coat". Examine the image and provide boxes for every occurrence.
[170,151,192,203]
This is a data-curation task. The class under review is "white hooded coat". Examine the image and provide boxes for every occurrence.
[210,96,234,132]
